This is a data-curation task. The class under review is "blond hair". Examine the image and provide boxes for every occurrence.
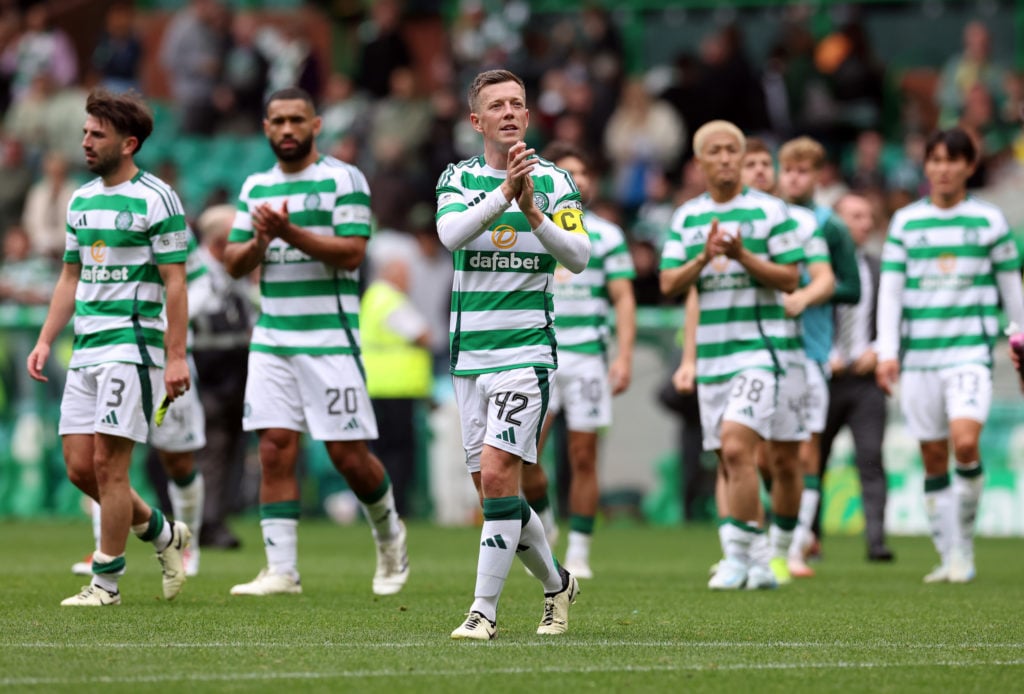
[778,136,826,169]
[693,120,745,158]
[196,204,236,244]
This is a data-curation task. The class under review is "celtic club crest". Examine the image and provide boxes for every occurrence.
[115,209,133,230]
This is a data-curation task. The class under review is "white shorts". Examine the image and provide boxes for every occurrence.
[773,360,810,442]
[243,351,379,441]
[453,366,553,472]
[60,362,160,444]
[801,358,830,435]
[698,369,778,451]
[547,351,611,432]
[900,364,992,441]
[149,354,206,453]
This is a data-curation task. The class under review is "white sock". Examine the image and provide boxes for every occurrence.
[749,530,772,567]
[538,506,557,543]
[90,550,124,593]
[953,464,984,562]
[565,530,592,567]
[167,472,204,540]
[470,517,522,623]
[91,499,101,552]
[769,523,794,560]
[517,504,561,592]
[361,485,401,542]
[261,518,299,579]
[925,481,956,565]
[797,487,820,529]
[790,488,820,561]
[717,522,729,557]
[721,521,756,566]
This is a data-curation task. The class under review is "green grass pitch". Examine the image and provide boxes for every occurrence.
[1,519,1022,692]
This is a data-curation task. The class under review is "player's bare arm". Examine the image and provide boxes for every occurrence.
[672,286,699,394]
[783,261,835,318]
[660,219,719,297]
[26,262,81,382]
[256,200,367,271]
[223,225,269,278]
[607,278,636,395]
[159,261,190,400]
[723,231,800,293]
[874,264,904,397]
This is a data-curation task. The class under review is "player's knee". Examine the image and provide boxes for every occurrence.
[521,465,547,499]
[568,444,597,474]
[160,451,193,479]
[952,438,980,464]
[771,447,801,478]
[65,458,95,492]
[92,456,128,488]
[326,440,369,476]
[479,466,516,498]
[719,439,750,471]
[258,432,297,474]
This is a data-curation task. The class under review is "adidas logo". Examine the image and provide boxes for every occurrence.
[481,534,508,549]
[495,426,516,444]
[738,406,754,418]
[75,213,88,227]
[343,417,360,431]
[101,410,119,426]
[587,407,599,417]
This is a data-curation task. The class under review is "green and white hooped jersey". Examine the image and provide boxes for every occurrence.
[660,188,805,384]
[229,155,371,357]
[63,171,188,369]
[772,203,830,367]
[553,211,635,354]
[436,155,584,375]
[881,196,1021,370]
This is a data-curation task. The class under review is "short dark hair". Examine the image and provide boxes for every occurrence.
[85,88,153,155]
[925,127,977,164]
[540,141,591,172]
[467,69,525,112]
[744,137,772,157]
[264,87,316,117]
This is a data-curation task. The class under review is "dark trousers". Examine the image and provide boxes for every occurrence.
[818,372,889,552]
[193,348,249,535]
[369,397,420,517]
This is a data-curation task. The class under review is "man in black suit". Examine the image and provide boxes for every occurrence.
[819,192,894,561]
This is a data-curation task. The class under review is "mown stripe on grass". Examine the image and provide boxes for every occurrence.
[7,640,1024,649]
[3,659,1024,686]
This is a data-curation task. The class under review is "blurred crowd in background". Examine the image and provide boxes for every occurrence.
[1,0,1023,314]
[1,0,1024,525]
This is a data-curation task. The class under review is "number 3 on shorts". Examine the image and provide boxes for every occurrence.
[106,378,126,407]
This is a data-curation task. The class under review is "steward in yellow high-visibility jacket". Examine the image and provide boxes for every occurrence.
[360,257,432,516]
[361,280,432,399]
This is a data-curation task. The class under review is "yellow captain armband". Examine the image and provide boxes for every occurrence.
[553,208,586,235]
